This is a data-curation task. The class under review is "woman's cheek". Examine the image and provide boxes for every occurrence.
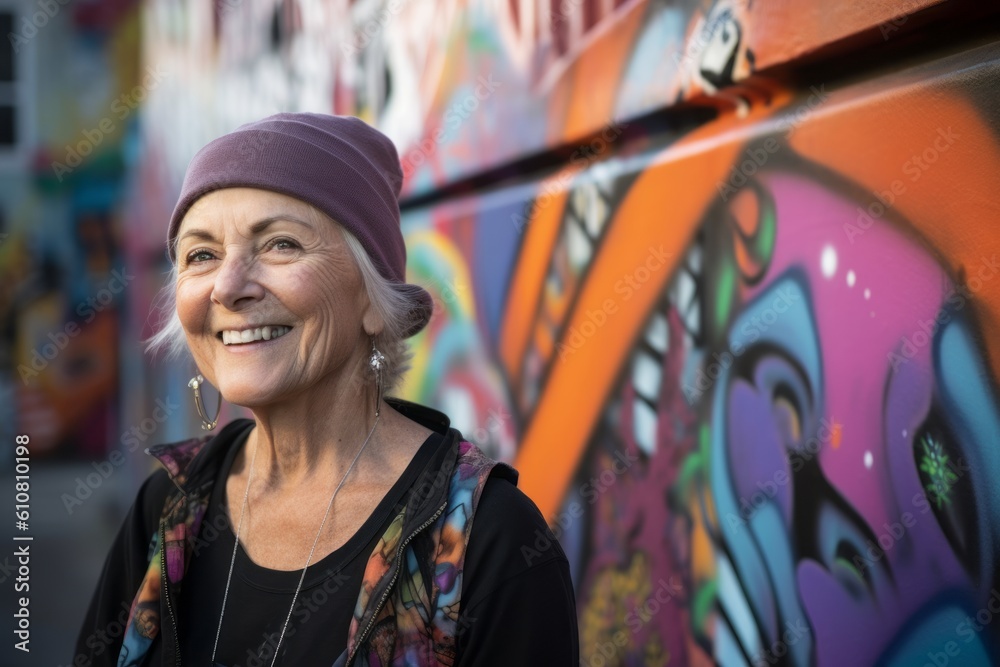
[175,277,211,331]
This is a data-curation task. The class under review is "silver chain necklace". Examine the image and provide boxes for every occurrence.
[211,414,381,666]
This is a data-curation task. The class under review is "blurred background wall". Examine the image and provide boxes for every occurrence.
[3,0,1000,664]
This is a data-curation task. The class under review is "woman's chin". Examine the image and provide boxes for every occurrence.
[216,380,289,410]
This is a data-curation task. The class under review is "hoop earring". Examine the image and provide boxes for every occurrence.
[368,338,385,418]
[188,374,221,430]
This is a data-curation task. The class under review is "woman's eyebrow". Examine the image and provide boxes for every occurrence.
[177,215,315,245]
[248,215,315,234]
[177,227,217,244]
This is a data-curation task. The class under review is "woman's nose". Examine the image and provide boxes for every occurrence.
[210,253,266,309]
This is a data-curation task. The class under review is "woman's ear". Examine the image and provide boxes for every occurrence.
[361,302,385,338]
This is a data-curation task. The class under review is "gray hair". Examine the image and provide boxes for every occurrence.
[144,227,416,394]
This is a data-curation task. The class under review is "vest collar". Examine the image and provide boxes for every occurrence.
[146,398,457,503]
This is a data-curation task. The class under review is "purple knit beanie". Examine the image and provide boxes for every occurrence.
[166,112,433,338]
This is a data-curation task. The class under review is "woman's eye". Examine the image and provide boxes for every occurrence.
[185,250,215,263]
[266,237,299,251]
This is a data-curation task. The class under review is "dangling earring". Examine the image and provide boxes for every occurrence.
[187,374,221,430]
[368,338,385,418]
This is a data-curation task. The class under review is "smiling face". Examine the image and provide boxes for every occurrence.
[174,187,379,408]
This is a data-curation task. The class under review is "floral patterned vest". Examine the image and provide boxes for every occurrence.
[116,408,514,667]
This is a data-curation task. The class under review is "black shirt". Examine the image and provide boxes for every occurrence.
[178,433,443,667]
[83,422,580,666]
[176,430,444,666]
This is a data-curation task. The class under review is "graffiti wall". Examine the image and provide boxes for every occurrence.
[1,0,143,460]
[138,0,1000,664]
[402,38,1000,663]
[333,0,963,195]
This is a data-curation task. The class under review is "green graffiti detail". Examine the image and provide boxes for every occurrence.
[692,578,718,635]
[715,261,736,333]
[755,187,777,261]
[919,434,958,508]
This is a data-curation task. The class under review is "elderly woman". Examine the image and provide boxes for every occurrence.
[76,113,578,666]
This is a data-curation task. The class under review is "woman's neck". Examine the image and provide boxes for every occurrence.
[243,371,382,490]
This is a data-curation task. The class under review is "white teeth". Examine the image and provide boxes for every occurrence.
[221,326,290,345]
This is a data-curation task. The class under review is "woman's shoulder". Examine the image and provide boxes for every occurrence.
[132,467,176,536]
[467,468,568,569]
[460,470,572,613]
[452,438,551,559]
